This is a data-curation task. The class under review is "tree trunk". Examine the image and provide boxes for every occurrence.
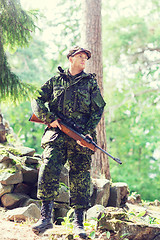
[81,0,110,179]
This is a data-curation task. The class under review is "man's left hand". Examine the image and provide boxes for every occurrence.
[77,134,92,147]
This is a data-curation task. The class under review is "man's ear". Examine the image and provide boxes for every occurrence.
[69,56,73,63]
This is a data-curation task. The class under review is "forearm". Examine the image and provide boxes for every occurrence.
[31,99,58,124]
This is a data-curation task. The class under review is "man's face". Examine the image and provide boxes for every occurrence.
[70,52,88,71]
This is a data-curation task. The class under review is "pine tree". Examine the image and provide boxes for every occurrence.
[0,0,38,103]
[0,0,38,142]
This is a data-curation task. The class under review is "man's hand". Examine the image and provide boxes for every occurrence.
[49,119,62,130]
[77,134,92,147]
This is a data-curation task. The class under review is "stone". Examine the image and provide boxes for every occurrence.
[21,165,38,184]
[59,166,69,187]
[154,199,160,206]
[54,203,70,224]
[55,185,70,203]
[8,153,25,165]
[0,154,10,163]
[13,183,31,195]
[149,199,160,206]
[0,159,13,169]
[107,182,129,207]
[54,166,69,203]
[0,170,23,185]
[0,123,7,143]
[16,146,35,157]
[29,185,38,199]
[1,193,29,209]
[127,193,142,204]
[6,203,41,221]
[0,183,14,197]
[86,204,105,226]
[91,178,110,207]
[23,198,41,209]
[23,156,40,165]
[34,154,42,159]
[97,207,160,240]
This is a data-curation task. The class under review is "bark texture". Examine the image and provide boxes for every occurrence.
[81,0,110,179]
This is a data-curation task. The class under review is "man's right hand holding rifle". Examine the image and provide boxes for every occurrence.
[49,119,92,147]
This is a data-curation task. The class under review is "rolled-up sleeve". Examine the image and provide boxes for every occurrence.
[31,78,58,123]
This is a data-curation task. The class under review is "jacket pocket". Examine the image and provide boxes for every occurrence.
[76,88,90,113]
[53,86,64,98]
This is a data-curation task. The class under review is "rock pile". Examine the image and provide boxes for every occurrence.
[0,143,130,222]
[0,144,40,209]
[86,204,160,240]
[1,143,160,239]
[0,143,71,220]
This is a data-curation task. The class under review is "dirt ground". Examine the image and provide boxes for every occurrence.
[0,216,73,240]
[0,204,160,240]
[0,207,72,240]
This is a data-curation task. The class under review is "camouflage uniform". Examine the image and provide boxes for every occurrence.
[31,68,106,209]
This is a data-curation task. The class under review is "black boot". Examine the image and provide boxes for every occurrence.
[32,200,53,235]
[73,208,87,239]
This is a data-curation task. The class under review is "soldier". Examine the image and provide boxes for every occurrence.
[31,46,106,239]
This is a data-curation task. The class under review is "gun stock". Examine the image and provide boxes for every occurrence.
[29,114,44,124]
[29,113,122,164]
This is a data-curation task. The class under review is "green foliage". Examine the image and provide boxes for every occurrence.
[103,0,160,201]
[0,0,37,50]
[2,0,81,154]
[0,0,38,103]
[2,101,45,154]
[128,209,160,225]
[0,41,36,103]
[8,38,52,85]
[60,208,74,230]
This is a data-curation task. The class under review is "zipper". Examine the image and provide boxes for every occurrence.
[63,88,66,115]
[73,92,77,111]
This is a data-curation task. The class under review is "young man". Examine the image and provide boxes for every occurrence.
[31,46,106,239]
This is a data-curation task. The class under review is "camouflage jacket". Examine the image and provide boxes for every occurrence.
[31,68,106,138]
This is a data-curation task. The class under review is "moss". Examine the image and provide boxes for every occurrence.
[7,147,22,156]
[0,166,16,174]
[0,149,9,156]
[0,147,21,157]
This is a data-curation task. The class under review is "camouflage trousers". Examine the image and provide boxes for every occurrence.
[37,131,93,209]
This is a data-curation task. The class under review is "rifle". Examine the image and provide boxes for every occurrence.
[29,113,122,165]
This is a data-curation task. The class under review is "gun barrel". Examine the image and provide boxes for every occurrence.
[92,142,122,165]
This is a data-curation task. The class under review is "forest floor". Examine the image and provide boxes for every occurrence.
[0,203,160,240]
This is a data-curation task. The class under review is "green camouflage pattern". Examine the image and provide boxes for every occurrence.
[38,133,91,209]
[32,68,106,208]
[31,69,106,136]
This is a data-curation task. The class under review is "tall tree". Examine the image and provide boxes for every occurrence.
[81,0,110,179]
[0,0,37,142]
[0,0,37,103]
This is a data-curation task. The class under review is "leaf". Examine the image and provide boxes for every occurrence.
[89,231,96,239]
[106,231,111,239]
[129,212,136,216]
[91,217,99,221]
[137,211,146,217]
[120,233,130,240]
[99,212,105,220]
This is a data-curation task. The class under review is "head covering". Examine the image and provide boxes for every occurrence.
[67,46,91,60]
